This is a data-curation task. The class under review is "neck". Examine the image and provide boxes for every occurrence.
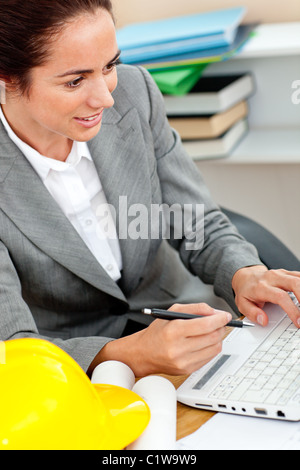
[1,104,73,162]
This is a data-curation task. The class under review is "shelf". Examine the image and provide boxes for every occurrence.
[180,23,300,165]
[235,22,300,59]
[184,128,300,164]
[230,128,300,164]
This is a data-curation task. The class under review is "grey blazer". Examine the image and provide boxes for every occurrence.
[0,65,262,371]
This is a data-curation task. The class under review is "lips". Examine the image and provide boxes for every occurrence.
[74,111,103,128]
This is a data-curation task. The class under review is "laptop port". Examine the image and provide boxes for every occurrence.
[218,404,227,409]
[277,411,286,418]
[255,408,267,416]
[195,403,213,408]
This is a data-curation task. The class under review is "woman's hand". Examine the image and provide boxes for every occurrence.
[90,303,231,378]
[232,265,300,328]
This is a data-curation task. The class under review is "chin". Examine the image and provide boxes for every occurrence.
[70,123,102,143]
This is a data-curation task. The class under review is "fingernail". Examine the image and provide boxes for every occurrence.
[297,318,300,328]
[257,315,264,326]
[227,313,233,323]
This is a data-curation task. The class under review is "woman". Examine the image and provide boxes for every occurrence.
[0,0,299,377]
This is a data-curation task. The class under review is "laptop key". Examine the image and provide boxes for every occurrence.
[242,389,270,403]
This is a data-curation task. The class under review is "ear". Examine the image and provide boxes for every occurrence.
[0,79,6,104]
[0,76,19,103]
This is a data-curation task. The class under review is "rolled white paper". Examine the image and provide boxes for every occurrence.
[127,376,177,450]
[91,361,135,390]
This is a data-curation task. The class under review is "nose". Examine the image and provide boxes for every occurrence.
[86,77,115,110]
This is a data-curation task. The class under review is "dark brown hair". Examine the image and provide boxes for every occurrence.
[0,0,114,95]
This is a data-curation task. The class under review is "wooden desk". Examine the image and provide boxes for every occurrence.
[165,374,216,441]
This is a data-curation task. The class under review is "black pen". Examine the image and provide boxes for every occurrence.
[142,308,255,328]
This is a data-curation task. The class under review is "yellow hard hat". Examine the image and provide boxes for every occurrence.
[0,339,150,450]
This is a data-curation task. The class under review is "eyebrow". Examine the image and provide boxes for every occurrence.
[55,50,121,78]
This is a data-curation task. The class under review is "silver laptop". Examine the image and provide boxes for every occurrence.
[177,303,300,421]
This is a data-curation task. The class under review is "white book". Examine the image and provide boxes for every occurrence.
[164,74,255,116]
[183,118,248,160]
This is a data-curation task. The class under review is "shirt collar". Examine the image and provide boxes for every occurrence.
[0,105,93,181]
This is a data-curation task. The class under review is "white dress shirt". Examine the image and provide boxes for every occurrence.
[0,107,123,281]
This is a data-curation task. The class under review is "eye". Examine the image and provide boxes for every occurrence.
[104,59,121,74]
[66,76,85,88]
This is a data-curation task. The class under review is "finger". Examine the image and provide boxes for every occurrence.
[168,302,215,316]
[238,297,269,326]
[168,338,224,376]
[179,311,232,338]
[168,303,231,328]
[239,287,300,328]
[241,270,300,326]
[262,270,300,301]
[186,325,226,352]
[277,292,300,328]
[187,342,224,374]
[258,282,300,327]
[155,320,225,375]
[168,302,232,319]
[278,269,300,279]
[268,270,300,290]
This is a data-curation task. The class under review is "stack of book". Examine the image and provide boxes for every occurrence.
[166,73,255,160]
[116,7,256,96]
[117,7,257,159]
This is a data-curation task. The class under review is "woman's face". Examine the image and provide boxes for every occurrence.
[4,8,120,152]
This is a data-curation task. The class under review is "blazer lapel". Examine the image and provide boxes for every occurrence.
[0,123,127,303]
[89,106,152,295]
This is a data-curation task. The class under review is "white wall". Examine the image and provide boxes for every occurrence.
[113,0,300,28]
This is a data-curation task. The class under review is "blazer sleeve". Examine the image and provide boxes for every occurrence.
[136,66,264,309]
[0,240,112,372]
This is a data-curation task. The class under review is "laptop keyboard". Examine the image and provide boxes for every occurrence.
[209,317,300,406]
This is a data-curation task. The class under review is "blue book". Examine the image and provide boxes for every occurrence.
[137,24,256,70]
[117,7,246,64]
